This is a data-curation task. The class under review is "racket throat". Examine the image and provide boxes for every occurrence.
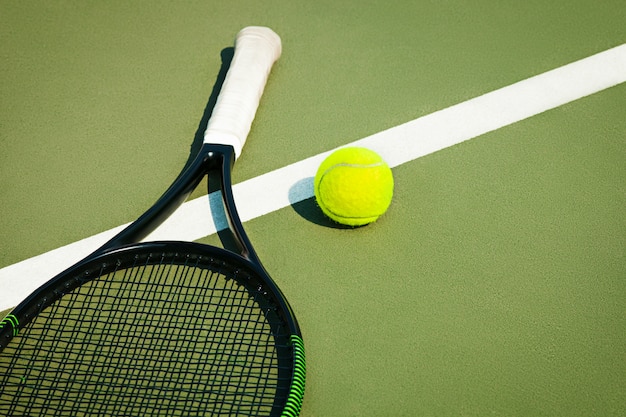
[209,145,265,267]
[97,143,262,271]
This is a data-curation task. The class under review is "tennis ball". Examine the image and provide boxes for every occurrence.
[314,147,394,227]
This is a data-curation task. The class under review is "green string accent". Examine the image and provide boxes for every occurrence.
[281,334,306,417]
[0,314,19,336]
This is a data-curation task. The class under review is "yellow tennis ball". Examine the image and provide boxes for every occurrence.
[314,147,394,226]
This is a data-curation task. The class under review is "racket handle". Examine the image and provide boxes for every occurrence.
[203,26,282,158]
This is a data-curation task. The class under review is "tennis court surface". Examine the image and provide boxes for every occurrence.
[1,2,625,416]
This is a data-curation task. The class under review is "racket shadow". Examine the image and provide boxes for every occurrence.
[176,46,242,250]
[186,47,235,172]
[206,171,247,253]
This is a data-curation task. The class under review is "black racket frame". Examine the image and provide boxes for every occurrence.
[0,144,304,416]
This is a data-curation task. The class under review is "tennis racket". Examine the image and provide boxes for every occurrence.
[0,26,305,417]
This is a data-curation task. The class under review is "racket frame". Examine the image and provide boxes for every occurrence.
[0,143,305,416]
[0,26,305,415]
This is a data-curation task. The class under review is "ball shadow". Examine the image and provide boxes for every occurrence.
[288,178,354,229]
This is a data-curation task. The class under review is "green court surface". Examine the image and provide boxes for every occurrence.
[1,1,625,416]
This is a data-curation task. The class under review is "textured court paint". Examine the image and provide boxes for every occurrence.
[2,3,626,416]
[1,44,625,312]
[3,1,626,270]
[261,84,626,417]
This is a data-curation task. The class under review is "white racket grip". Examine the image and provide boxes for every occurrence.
[203,27,282,158]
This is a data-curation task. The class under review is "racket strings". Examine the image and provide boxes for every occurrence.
[0,251,293,416]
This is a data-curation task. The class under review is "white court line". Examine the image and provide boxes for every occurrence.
[1,43,625,311]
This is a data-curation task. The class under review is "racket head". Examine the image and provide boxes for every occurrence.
[0,241,305,416]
